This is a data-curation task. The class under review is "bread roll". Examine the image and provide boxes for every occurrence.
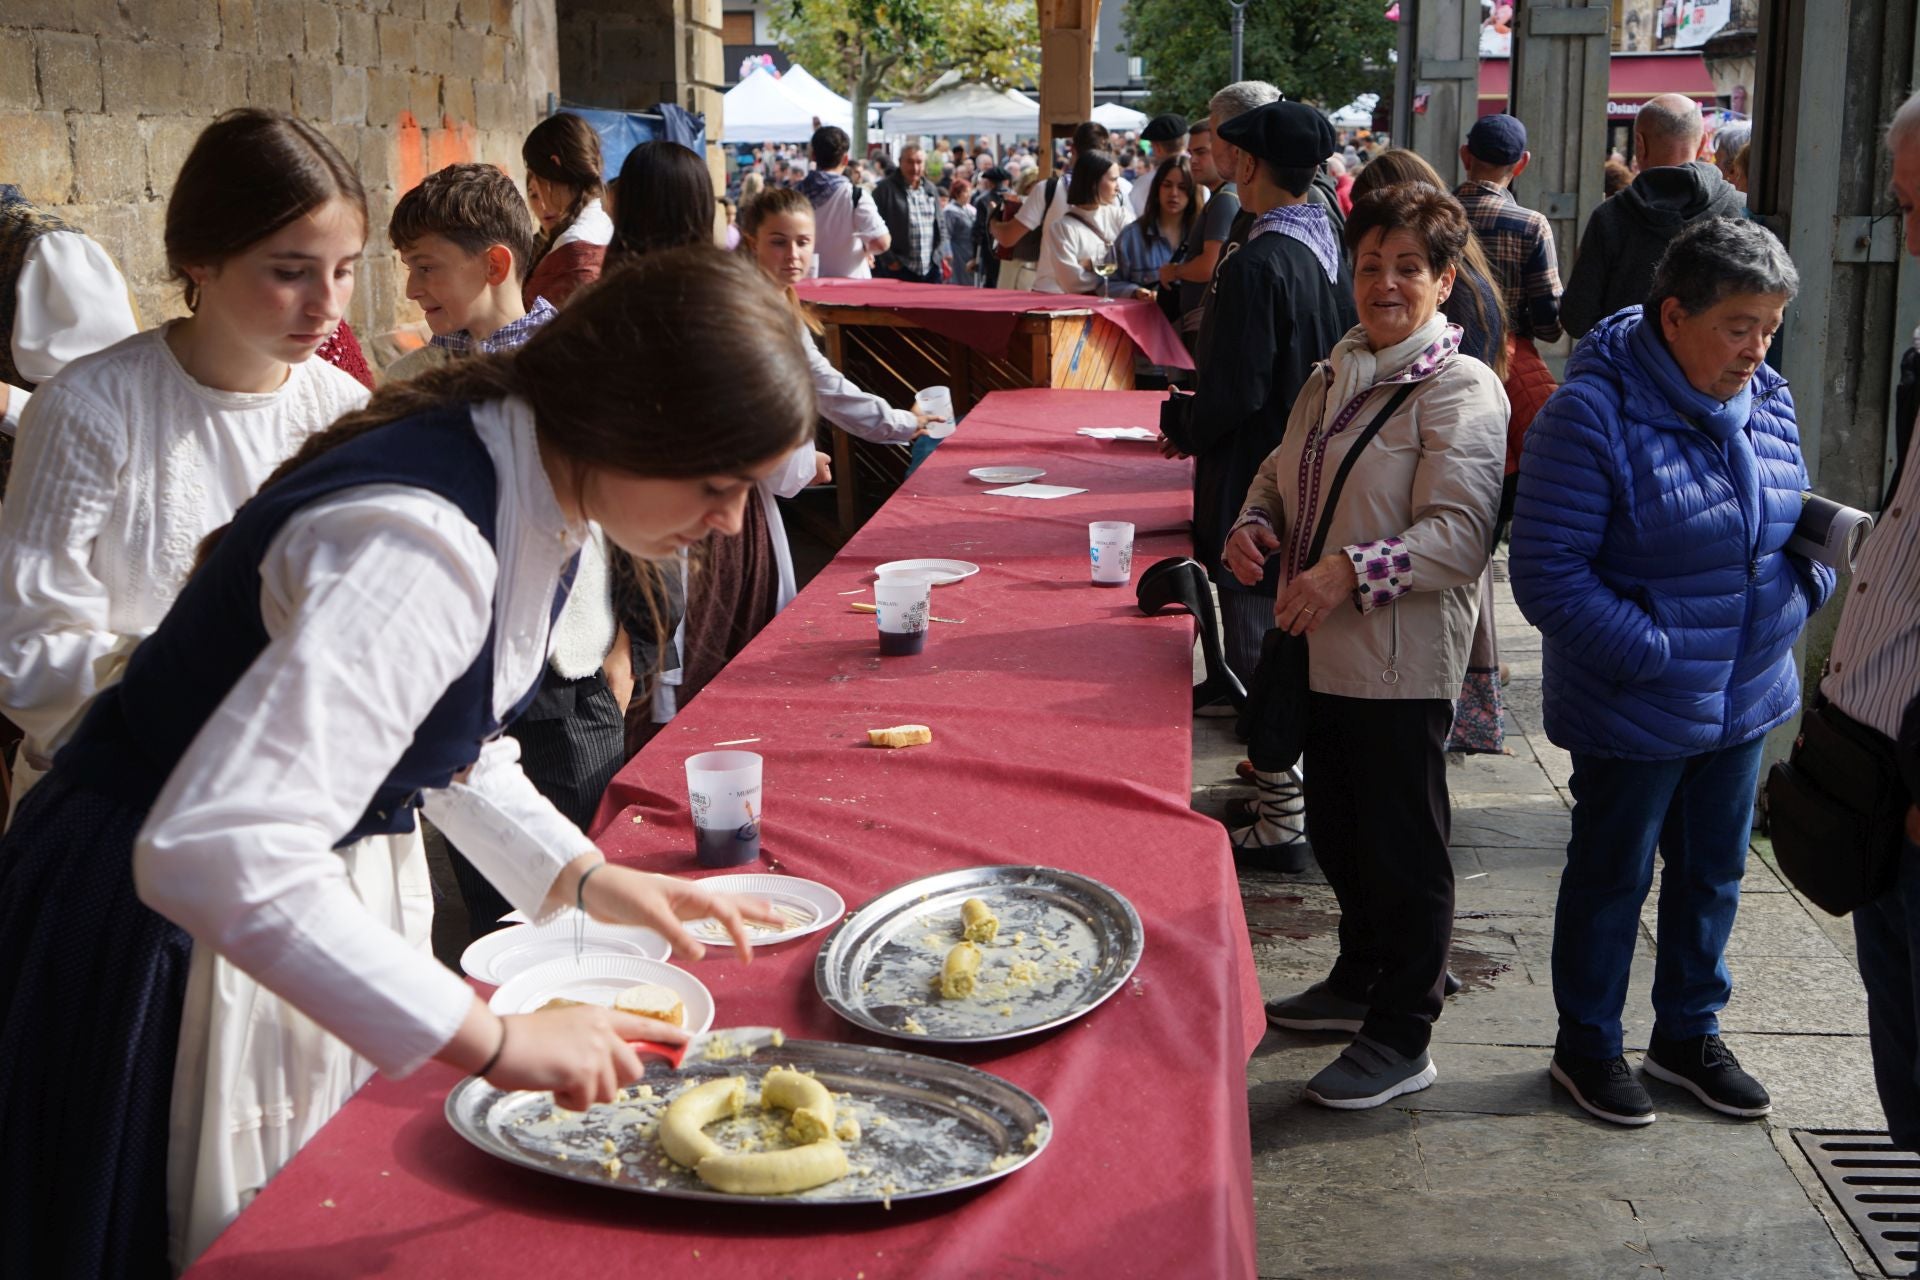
[940,941,983,999]
[867,724,932,749]
[613,981,686,1026]
[961,897,998,943]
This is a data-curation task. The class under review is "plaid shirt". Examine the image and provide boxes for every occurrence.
[903,183,937,273]
[1454,180,1562,343]
[431,295,558,356]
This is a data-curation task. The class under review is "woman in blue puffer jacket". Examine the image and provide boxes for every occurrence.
[1510,217,1834,1129]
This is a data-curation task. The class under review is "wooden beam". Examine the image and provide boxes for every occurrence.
[1037,0,1100,179]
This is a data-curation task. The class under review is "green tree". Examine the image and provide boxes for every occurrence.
[771,0,1038,156]
[1120,0,1394,122]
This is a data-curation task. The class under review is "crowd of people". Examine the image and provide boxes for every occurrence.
[0,69,1914,1279]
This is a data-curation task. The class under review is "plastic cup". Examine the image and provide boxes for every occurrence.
[916,386,955,437]
[873,571,934,655]
[685,750,763,868]
[1090,521,1136,587]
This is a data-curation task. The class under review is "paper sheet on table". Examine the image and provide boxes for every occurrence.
[982,482,1089,499]
[1076,426,1159,442]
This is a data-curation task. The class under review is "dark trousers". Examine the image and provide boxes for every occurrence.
[450,670,626,939]
[1855,840,1920,1150]
[875,261,942,284]
[1305,692,1455,1057]
[1551,738,1764,1059]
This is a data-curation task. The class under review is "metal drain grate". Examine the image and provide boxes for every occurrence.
[1795,1129,1920,1276]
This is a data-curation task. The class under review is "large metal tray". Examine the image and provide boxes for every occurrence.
[813,865,1144,1045]
[445,1039,1051,1206]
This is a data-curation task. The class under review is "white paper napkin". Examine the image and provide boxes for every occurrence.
[1075,426,1158,441]
[982,482,1089,499]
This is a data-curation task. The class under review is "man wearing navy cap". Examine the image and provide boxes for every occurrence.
[1455,112,1563,543]
[1159,98,1356,870]
[1128,113,1191,218]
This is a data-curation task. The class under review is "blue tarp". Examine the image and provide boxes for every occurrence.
[561,106,709,181]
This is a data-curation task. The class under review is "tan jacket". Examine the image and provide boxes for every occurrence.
[1236,355,1508,700]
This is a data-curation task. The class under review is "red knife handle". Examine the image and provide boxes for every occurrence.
[628,1039,688,1068]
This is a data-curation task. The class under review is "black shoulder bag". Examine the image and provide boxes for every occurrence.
[1765,693,1906,916]
[1243,383,1416,772]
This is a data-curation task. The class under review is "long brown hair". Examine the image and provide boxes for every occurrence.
[1141,155,1200,246]
[522,112,606,275]
[738,187,823,335]
[609,141,715,261]
[165,109,367,312]
[1348,149,1508,378]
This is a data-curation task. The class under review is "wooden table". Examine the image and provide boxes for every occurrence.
[793,280,1190,538]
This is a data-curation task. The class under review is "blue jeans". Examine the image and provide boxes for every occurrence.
[1854,840,1920,1150]
[1552,737,1766,1059]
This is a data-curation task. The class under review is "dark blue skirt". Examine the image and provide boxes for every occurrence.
[0,772,190,1279]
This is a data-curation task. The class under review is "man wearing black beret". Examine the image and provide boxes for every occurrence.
[1158,98,1356,867]
[1129,113,1192,218]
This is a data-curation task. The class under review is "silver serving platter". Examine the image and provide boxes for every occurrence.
[445,1038,1051,1206]
[814,865,1145,1045]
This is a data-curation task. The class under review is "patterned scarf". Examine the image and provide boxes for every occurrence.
[1250,201,1341,286]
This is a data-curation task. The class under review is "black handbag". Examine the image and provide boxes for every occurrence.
[1243,384,1416,771]
[1765,697,1906,916]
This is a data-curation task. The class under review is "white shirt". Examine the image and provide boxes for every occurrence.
[1032,203,1133,295]
[550,197,614,252]
[4,229,142,432]
[135,397,596,1078]
[1015,169,1134,290]
[808,178,891,279]
[0,326,369,760]
[1127,174,1155,219]
[1823,423,1920,740]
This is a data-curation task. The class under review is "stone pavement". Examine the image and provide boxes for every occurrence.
[1197,562,1893,1279]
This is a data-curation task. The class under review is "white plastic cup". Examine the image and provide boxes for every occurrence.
[685,750,763,867]
[916,385,955,437]
[1089,521,1136,587]
[873,571,934,655]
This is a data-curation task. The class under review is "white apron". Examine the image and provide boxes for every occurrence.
[165,824,434,1268]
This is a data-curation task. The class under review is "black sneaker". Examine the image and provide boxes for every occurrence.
[1642,1033,1772,1118]
[1550,1050,1657,1126]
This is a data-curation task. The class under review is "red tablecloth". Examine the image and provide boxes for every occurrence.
[188,390,1261,1280]
[794,276,1194,371]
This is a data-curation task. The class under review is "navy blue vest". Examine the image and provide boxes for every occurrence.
[57,405,571,847]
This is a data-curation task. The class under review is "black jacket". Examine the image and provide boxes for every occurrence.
[871,173,947,273]
[1161,230,1357,592]
[1560,161,1745,339]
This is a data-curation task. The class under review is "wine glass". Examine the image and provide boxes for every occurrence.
[1092,246,1120,298]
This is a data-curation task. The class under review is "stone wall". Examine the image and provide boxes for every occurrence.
[0,0,560,349]
[556,0,728,218]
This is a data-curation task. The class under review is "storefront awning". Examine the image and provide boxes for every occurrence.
[1477,53,1719,121]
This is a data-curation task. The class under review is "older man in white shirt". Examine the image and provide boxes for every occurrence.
[1834,88,1920,1153]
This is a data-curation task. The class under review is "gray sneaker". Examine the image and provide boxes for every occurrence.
[1303,1035,1438,1110]
[1265,981,1369,1033]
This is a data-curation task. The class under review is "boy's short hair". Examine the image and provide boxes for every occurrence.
[389,162,537,281]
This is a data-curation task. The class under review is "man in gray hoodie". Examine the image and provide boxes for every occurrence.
[1560,94,1745,339]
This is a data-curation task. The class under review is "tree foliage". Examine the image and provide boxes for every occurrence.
[1120,0,1394,120]
[771,0,1038,154]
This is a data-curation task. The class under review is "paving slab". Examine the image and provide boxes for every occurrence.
[1225,560,1875,1279]
[1253,1187,1650,1280]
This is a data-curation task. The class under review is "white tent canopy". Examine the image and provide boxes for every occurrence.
[1091,101,1148,132]
[883,81,1039,138]
[778,65,876,131]
[1328,93,1379,129]
[720,70,817,142]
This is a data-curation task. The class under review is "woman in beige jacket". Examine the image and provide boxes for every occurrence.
[1223,183,1508,1110]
